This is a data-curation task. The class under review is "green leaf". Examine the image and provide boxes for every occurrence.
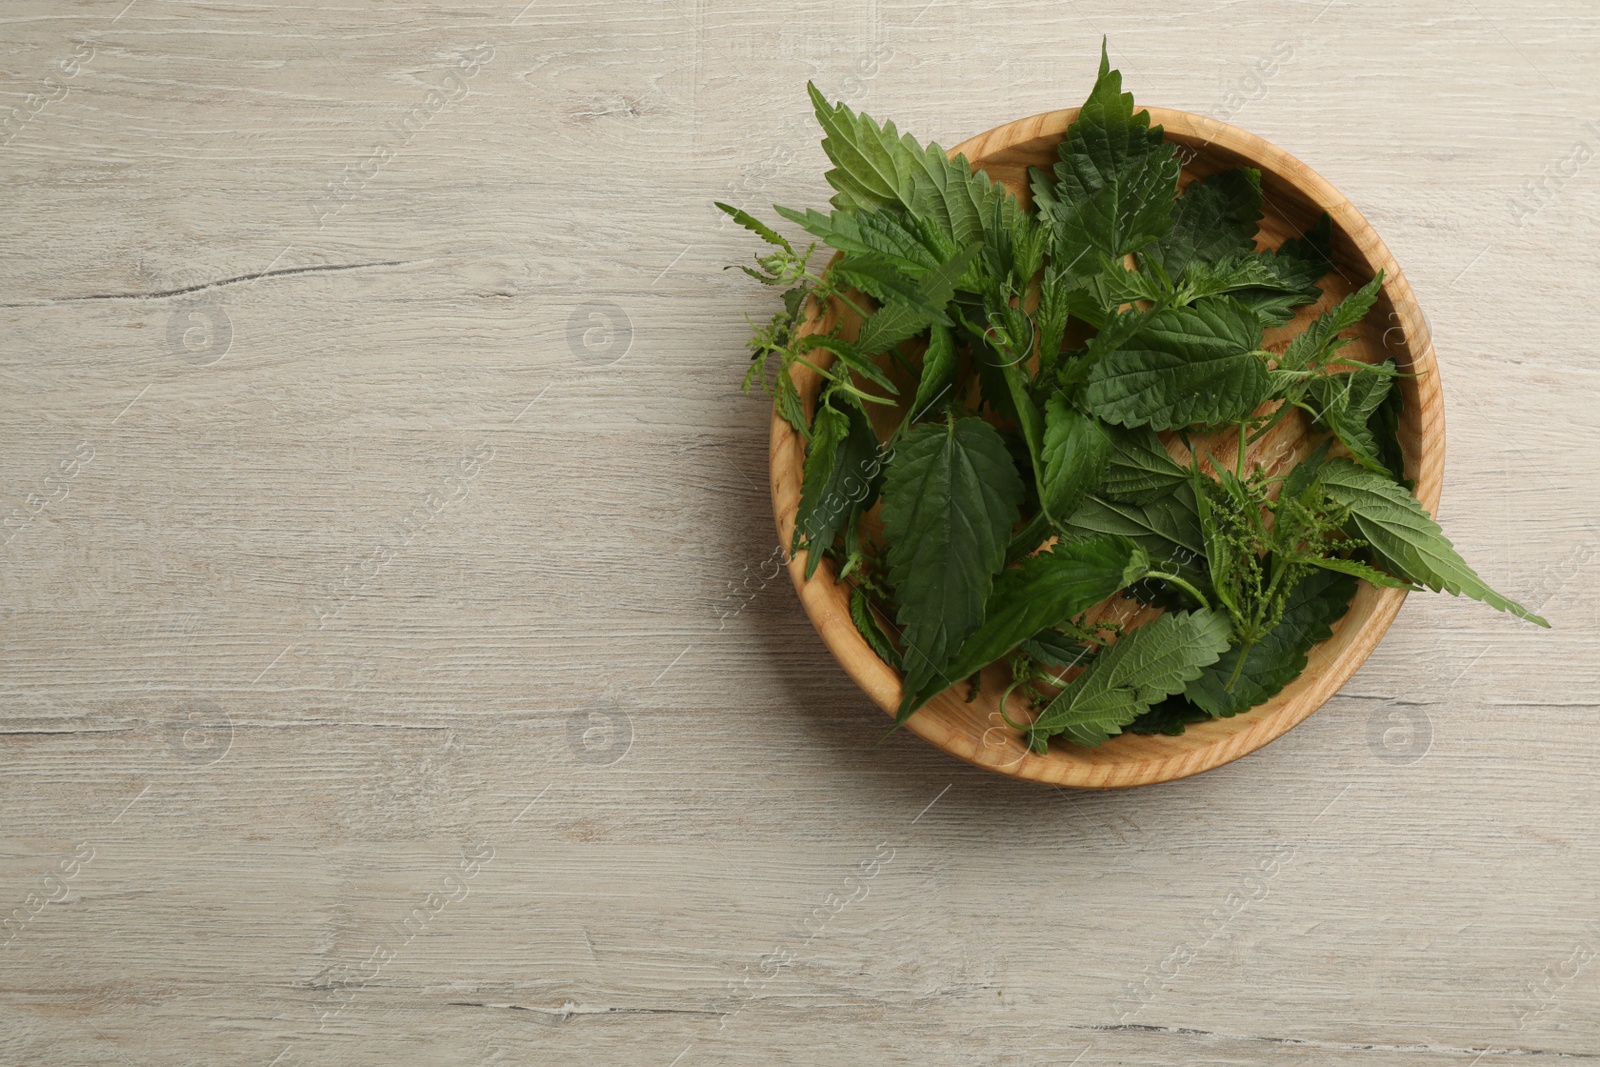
[1041,397,1113,522]
[1280,273,1385,373]
[1099,425,1189,504]
[1303,553,1418,591]
[1128,697,1213,736]
[851,585,902,668]
[1064,484,1205,563]
[1022,628,1098,671]
[1040,42,1181,266]
[1149,168,1262,279]
[1230,212,1334,326]
[1280,438,1332,502]
[716,201,793,252]
[1317,459,1549,626]
[1370,374,1408,485]
[1084,296,1270,429]
[903,322,958,429]
[1304,363,1396,472]
[775,204,938,277]
[881,418,1026,717]
[1173,254,1310,305]
[798,334,898,396]
[806,84,1034,276]
[1183,569,1356,717]
[831,254,953,325]
[793,394,883,580]
[855,244,981,356]
[793,402,848,557]
[1028,609,1233,747]
[897,537,1144,718]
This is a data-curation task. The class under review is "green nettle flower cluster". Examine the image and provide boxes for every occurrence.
[721,43,1546,750]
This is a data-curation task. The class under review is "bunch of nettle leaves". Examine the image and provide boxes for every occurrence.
[720,46,1546,751]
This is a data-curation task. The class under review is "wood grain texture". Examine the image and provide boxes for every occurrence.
[773,105,1447,789]
[2,0,1599,1063]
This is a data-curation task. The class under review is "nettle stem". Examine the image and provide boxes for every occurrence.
[1145,571,1212,612]
[1223,638,1254,692]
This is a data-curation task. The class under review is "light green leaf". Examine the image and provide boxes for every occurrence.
[798,334,898,396]
[830,254,953,324]
[1317,459,1549,626]
[715,201,793,252]
[1084,296,1270,429]
[806,83,1035,277]
[1280,273,1385,372]
[1029,609,1233,747]
[882,418,1026,717]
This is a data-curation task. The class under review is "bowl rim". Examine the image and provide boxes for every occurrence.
[767,105,1445,788]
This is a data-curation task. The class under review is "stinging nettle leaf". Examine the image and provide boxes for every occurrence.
[1084,296,1270,429]
[1028,608,1233,747]
[716,201,794,252]
[1317,459,1549,626]
[882,417,1026,719]
[851,585,902,669]
[806,83,1036,281]
[1040,41,1182,266]
[1304,362,1396,473]
[1041,396,1113,522]
[1149,167,1263,280]
[1280,273,1385,373]
[855,244,981,357]
[1099,425,1190,504]
[1183,568,1356,717]
[897,536,1145,718]
[793,393,885,580]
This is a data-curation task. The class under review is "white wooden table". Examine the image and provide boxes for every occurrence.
[3,1,1597,1062]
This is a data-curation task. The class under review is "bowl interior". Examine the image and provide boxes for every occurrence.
[769,106,1444,788]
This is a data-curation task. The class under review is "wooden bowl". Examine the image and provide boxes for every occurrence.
[768,107,1443,788]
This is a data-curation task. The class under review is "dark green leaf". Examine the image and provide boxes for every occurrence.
[1084,297,1270,429]
[897,537,1145,718]
[1099,425,1189,503]
[1041,397,1113,522]
[1128,697,1213,736]
[851,585,902,668]
[882,418,1026,717]
[1183,569,1357,717]
[793,394,884,580]
[1040,42,1181,265]
[1149,168,1263,279]
[903,322,958,429]
[1064,483,1205,564]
